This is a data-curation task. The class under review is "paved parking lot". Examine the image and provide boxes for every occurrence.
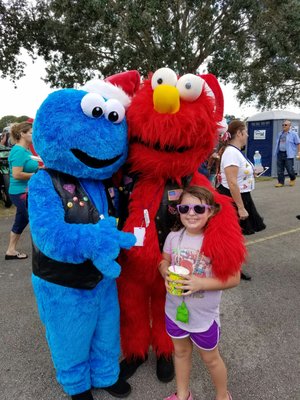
[0,179,299,400]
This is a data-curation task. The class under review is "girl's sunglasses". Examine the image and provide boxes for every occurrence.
[176,204,212,215]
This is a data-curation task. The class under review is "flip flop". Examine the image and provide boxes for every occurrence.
[5,253,28,260]
[215,392,232,400]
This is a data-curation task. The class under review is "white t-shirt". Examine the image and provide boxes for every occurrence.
[220,145,255,192]
[163,228,221,332]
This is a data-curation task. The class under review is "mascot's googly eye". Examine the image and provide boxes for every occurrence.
[104,99,125,124]
[81,93,106,118]
[151,68,178,90]
[176,74,204,102]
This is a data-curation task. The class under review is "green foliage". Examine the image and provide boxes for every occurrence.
[1,0,299,108]
[0,115,16,131]
[0,0,31,81]
[208,0,300,109]
[0,115,29,131]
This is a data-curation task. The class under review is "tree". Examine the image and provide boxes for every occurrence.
[0,0,32,81]
[208,0,300,109]
[0,115,29,131]
[0,0,299,109]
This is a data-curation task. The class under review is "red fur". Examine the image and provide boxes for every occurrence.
[118,74,247,359]
[190,172,247,281]
[127,80,217,178]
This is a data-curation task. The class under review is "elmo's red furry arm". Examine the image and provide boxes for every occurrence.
[191,172,247,281]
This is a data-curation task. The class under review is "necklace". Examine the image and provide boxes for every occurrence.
[174,228,190,324]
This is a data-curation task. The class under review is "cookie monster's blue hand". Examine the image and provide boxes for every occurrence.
[90,218,135,278]
[92,216,136,252]
[93,230,135,278]
[92,260,122,279]
[117,230,137,250]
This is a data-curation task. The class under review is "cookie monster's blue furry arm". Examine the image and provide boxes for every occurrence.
[28,170,124,266]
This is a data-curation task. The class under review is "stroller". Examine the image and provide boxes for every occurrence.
[0,147,12,208]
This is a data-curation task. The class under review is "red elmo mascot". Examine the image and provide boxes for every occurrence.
[116,68,246,382]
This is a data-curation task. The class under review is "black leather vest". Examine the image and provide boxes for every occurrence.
[32,169,114,290]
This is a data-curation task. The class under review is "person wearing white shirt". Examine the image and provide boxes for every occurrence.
[217,120,266,280]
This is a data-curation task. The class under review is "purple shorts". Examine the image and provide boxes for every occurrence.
[165,315,220,351]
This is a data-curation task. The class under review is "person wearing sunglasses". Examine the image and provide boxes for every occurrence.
[274,120,300,187]
[159,185,238,400]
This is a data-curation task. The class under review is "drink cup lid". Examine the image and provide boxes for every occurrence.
[168,265,189,275]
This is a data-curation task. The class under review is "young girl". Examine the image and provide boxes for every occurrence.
[159,186,240,400]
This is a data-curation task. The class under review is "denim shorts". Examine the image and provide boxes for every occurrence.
[165,314,220,351]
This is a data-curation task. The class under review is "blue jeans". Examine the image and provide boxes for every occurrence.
[277,151,296,184]
[9,193,28,234]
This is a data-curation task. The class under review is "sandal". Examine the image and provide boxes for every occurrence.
[5,253,28,260]
[164,393,193,400]
[215,392,232,400]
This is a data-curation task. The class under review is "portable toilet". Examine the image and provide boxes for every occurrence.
[246,110,300,177]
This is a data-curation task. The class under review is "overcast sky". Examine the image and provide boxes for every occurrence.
[0,54,297,121]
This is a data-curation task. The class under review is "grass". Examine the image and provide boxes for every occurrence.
[256,176,273,182]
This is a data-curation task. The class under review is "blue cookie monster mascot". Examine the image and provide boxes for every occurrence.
[28,71,140,400]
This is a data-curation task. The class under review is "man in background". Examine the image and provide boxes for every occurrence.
[274,120,300,187]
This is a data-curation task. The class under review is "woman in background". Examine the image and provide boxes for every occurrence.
[5,121,38,260]
[217,120,266,280]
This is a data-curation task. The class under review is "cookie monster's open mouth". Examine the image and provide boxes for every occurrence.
[71,149,122,169]
[130,137,191,153]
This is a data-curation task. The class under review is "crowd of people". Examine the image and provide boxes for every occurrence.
[1,104,300,400]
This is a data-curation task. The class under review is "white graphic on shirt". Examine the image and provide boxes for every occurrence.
[172,247,212,298]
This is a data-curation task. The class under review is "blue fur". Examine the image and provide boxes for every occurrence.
[32,275,120,394]
[29,171,133,277]
[33,89,128,179]
[29,88,136,395]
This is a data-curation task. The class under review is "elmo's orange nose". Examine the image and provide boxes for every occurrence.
[153,85,180,114]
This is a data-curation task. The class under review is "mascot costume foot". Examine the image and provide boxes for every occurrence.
[28,71,140,400]
[117,67,246,381]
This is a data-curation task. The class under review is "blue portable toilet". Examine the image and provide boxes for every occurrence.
[246,110,300,177]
